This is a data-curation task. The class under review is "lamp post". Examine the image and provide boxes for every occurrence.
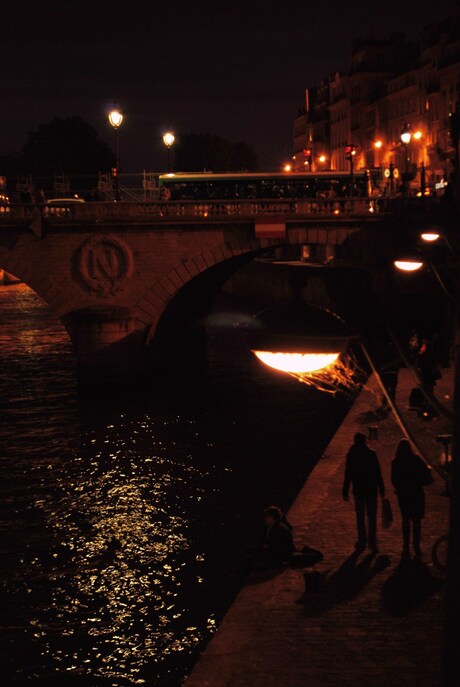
[387,161,396,196]
[374,139,383,170]
[420,161,426,196]
[108,108,123,201]
[345,144,357,196]
[163,132,175,174]
[400,124,412,195]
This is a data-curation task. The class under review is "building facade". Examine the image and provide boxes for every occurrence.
[293,14,460,192]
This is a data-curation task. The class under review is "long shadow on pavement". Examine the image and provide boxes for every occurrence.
[296,551,391,615]
[381,557,444,616]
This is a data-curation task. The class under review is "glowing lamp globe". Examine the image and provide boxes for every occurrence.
[163,132,175,147]
[420,232,440,242]
[394,257,424,272]
[400,131,411,145]
[108,110,123,128]
[248,303,359,375]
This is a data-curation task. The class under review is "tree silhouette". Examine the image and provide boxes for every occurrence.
[174,133,258,172]
[230,141,258,172]
[22,116,114,177]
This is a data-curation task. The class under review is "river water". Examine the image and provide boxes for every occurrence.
[0,282,347,687]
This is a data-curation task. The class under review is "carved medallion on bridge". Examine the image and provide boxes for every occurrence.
[75,235,134,297]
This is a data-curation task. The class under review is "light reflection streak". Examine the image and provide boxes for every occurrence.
[35,415,221,684]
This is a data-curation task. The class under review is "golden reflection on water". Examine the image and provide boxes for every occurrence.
[1,283,224,686]
[34,416,219,685]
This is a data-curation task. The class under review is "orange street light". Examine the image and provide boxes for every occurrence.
[401,129,412,146]
[163,131,175,147]
[249,303,358,376]
[394,257,424,272]
[163,132,175,173]
[108,109,123,129]
[420,232,441,242]
[108,108,123,201]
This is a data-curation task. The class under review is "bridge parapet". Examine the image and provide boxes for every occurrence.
[0,197,391,227]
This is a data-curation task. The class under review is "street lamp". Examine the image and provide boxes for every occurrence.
[345,144,357,195]
[374,139,383,168]
[419,229,454,254]
[400,124,412,195]
[249,302,359,376]
[421,232,440,242]
[163,132,175,173]
[393,255,424,272]
[400,126,412,146]
[108,108,123,201]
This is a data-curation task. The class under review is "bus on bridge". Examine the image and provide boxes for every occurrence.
[157,169,381,201]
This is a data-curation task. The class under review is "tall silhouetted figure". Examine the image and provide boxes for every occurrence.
[391,438,434,558]
[342,432,385,553]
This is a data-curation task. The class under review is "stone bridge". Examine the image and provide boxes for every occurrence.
[0,196,440,385]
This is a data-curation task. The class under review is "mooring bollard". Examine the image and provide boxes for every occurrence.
[368,425,378,441]
[303,570,324,593]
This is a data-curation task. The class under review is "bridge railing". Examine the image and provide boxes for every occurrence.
[8,197,452,226]
[0,196,409,225]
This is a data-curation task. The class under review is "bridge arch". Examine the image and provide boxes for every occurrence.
[137,246,273,379]
[134,240,269,337]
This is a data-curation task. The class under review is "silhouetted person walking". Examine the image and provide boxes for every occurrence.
[391,438,434,558]
[417,339,441,397]
[342,432,385,553]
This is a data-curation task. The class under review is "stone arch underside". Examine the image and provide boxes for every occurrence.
[135,247,272,375]
[133,239,274,340]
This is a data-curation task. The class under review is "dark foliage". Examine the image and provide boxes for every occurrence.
[174,133,258,172]
[21,116,114,177]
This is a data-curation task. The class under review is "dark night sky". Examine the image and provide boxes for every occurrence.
[2,0,458,172]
